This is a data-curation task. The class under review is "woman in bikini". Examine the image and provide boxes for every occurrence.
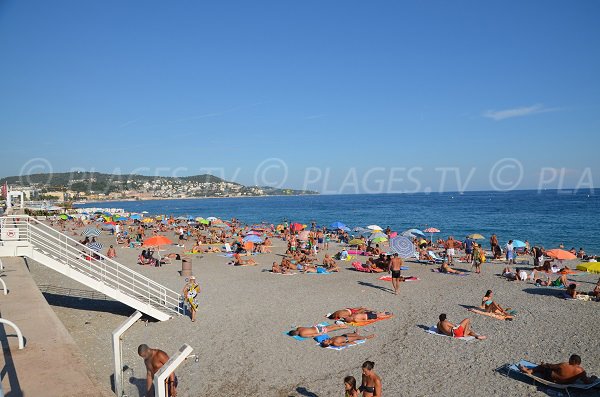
[288,323,347,338]
[360,361,382,397]
[480,290,512,318]
[320,332,375,348]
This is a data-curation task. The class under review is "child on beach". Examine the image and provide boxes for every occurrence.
[343,376,359,397]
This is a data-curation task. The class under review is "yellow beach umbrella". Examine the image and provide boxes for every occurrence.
[576,262,600,273]
[142,218,154,223]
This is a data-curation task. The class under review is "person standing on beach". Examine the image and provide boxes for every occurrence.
[445,236,455,264]
[389,253,404,295]
[505,240,515,264]
[182,276,200,322]
[463,236,474,263]
[138,344,177,397]
[490,234,498,253]
[360,361,382,397]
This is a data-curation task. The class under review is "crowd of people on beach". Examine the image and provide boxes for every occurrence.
[45,211,600,395]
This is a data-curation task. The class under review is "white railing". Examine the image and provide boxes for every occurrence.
[0,318,24,350]
[0,215,183,317]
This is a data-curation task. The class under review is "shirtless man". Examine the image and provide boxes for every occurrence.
[344,311,392,323]
[439,262,463,274]
[389,253,404,295]
[138,344,177,397]
[288,323,347,338]
[519,354,597,384]
[233,252,256,266]
[323,254,339,272]
[437,313,486,340]
[272,261,284,274]
[320,332,375,348]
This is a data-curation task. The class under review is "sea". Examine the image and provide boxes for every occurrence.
[76,189,600,254]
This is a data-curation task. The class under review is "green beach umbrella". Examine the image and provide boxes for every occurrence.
[372,237,388,243]
[468,233,485,240]
[348,238,364,245]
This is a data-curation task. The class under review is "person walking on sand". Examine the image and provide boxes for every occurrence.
[182,276,200,322]
[360,361,382,397]
[138,344,177,397]
[437,313,486,340]
[389,253,404,295]
[445,236,455,264]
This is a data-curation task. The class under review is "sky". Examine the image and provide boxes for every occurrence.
[0,1,599,193]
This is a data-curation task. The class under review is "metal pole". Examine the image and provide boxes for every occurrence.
[0,278,7,295]
[112,310,142,397]
[154,344,193,397]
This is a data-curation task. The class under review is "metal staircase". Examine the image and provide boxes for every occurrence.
[0,215,182,321]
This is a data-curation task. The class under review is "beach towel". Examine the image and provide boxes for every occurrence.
[431,269,468,276]
[468,308,513,321]
[306,268,332,275]
[425,326,476,342]
[507,360,600,391]
[378,276,419,282]
[318,339,366,351]
[270,271,297,275]
[347,314,393,327]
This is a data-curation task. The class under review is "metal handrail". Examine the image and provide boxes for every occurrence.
[0,278,6,295]
[0,215,182,316]
[0,318,24,349]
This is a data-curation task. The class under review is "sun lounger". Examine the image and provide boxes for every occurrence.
[428,251,445,263]
[425,326,476,342]
[506,359,600,396]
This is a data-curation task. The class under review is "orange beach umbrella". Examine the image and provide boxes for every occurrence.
[143,236,173,247]
[545,249,576,261]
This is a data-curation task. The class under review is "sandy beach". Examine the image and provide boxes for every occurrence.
[25,222,600,397]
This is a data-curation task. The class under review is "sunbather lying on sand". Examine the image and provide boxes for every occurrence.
[439,262,463,274]
[344,311,392,323]
[437,313,486,339]
[233,253,256,266]
[320,332,375,348]
[272,261,286,274]
[519,354,597,384]
[288,323,347,338]
[502,267,528,281]
[480,290,512,317]
[327,308,374,320]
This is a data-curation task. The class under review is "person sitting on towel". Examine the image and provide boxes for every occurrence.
[320,332,375,348]
[439,261,463,274]
[437,313,486,340]
[480,290,512,317]
[233,252,256,266]
[519,354,597,384]
[322,254,339,272]
[288,323,347,338]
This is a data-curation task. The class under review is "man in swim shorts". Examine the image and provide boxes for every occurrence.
[344,311,392,323]
[436,313,486,340]
[389,253,404,295]
[320,332,375,348]
[519,354,597,384]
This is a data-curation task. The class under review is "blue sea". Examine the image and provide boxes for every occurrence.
[77,190,600,254]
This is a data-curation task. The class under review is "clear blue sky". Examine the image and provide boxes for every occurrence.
[1,1,599,193]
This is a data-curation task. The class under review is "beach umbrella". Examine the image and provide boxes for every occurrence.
[142,218,154,223]
[330,221,346,229]
[512,240,526,248]
[59,214,68,220]
[545,249,576,261]
[142,211,149,214]
[199,219,210,225]
[82,227,101,237]
[390,236,415,258]
[206,216,218,221]
[101,224,115,230]
[290,223,304,232]
[130,214,142,220]
[348,238,364,245]
[468,233,485,240]
[143,236,173,247]
[370,232,388,240]
[353,227,368,233]
[243,235,263,243]
[372,237,388,243]
[389,231,398,238]
[424,227,440,242]
[175,216,187,220]
[405,228,425,237]
[87,242,103,251]
[195,217,205,222]
[366,225,382,231]
[213,223,230,229]
[576,262,600,273]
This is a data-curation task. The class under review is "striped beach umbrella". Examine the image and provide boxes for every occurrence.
[88,242,103,251]
[424,227,440,242]
[82,227,101,237]
[390,236,415,258]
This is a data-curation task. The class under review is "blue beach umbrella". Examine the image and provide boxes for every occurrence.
[512,240,526,248]
[390,236,415,258]
[330,221,346,229]
[243,235,263,243]
[87,242,103,251]
[82,227,101,237]
[130,214,142,220]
